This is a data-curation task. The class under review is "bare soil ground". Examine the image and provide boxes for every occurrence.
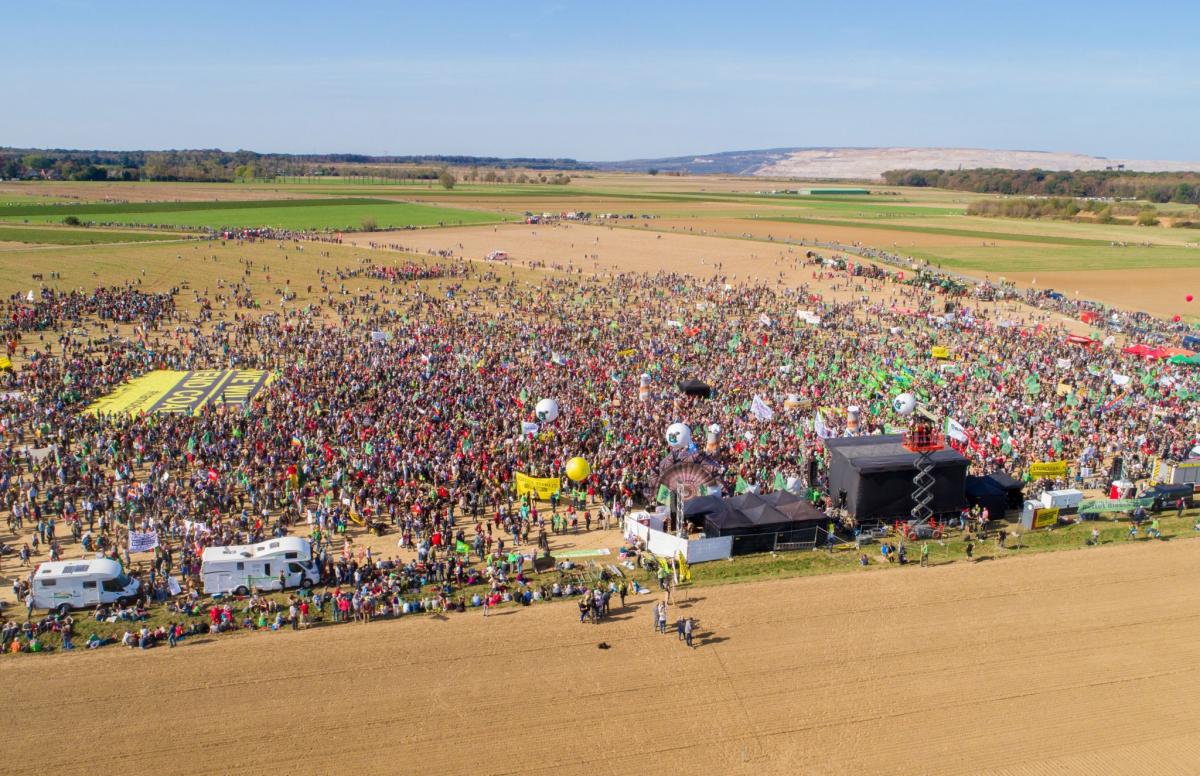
[346,223,1087,332]
[1004,267,1200,321]
[6,539,1200,775]
[754,147,1200,180]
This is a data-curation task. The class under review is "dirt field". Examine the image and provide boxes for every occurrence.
[1004,267,1200,321]
[347,222,1087,332]
[6,539,1200,775]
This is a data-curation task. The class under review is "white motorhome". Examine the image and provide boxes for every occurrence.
[201,536,320,595]
[31,559,141,616]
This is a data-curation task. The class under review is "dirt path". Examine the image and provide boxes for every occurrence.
[5,539,1200,775]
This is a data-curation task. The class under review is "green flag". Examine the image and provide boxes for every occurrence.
[656,484,671,505]
[772,472,786,492]
[734,476,750,495]
[455,539,471,555]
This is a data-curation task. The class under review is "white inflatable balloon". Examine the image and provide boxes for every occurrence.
[535,398,560,423]
[665,422,692,449]
[892,392,917,416]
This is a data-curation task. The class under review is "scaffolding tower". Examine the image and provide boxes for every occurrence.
[902,422,944,527]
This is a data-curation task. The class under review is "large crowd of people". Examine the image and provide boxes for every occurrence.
[0,237,1197,652]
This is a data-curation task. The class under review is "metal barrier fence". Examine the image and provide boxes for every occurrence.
[729,522,898,555]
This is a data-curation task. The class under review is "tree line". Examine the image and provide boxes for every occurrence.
[0,147,592,183]
[964,197,1187,227]
[883,168,1200,205]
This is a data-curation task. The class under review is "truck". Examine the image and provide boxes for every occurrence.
[31,559,141,616]
[200,536,321,595]
[1150,458,1200,488]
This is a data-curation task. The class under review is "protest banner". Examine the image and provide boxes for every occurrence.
[1078,498,1155,513]
[515,472,561,499]
[1029,461,1068,478]
[1032,506,1059,529]
[129,531,159,553]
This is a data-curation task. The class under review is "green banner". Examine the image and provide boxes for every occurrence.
[1078,498,1154,513]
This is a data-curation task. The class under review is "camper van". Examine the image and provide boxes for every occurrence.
[201,536,320,595]
[31,559,141,616]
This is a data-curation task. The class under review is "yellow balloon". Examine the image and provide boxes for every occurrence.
[565,457,591,482]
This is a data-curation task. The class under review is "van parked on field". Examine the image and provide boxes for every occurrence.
[31,559,141,616]
[200,536,320,595]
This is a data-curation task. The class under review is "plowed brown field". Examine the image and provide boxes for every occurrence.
[5,539,1200,775]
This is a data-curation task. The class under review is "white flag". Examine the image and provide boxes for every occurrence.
[944,417,969,443]
[520,421,539,437]
[813,410,834,440]
[750,395,775,422]
[26,290,34,302]
[128,530,159,553]
[758,313,773,327]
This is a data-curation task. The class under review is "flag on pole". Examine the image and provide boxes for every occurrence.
[944,417,969,444]
[656,484,672,505]
[676,551,692,583]
[750,395,775,422]
[813,410,834,440]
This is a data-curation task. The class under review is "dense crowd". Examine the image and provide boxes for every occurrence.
[0,244,1198,650]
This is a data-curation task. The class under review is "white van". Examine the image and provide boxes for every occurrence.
[200,536,320,595]
[32,559,141,616]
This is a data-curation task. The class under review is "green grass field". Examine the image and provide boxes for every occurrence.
[0,198,508,231]
[0,225,183,245]
[906,243,1200,272]
[764,215,1116,246]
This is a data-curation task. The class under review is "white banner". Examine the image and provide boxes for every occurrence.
[183,519,211,537]
[750,394,775,422]
[129,530,159,553]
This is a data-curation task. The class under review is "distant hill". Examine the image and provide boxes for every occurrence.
[590,147,1200,180]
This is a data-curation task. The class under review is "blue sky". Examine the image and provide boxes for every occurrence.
[3,0,1197,160]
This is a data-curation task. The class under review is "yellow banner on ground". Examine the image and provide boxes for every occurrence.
[85,369,274,416]
[1032,506,1060,529]
[1029,461,1068,478]
[514,472,561,499]
[931,346,950,359]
